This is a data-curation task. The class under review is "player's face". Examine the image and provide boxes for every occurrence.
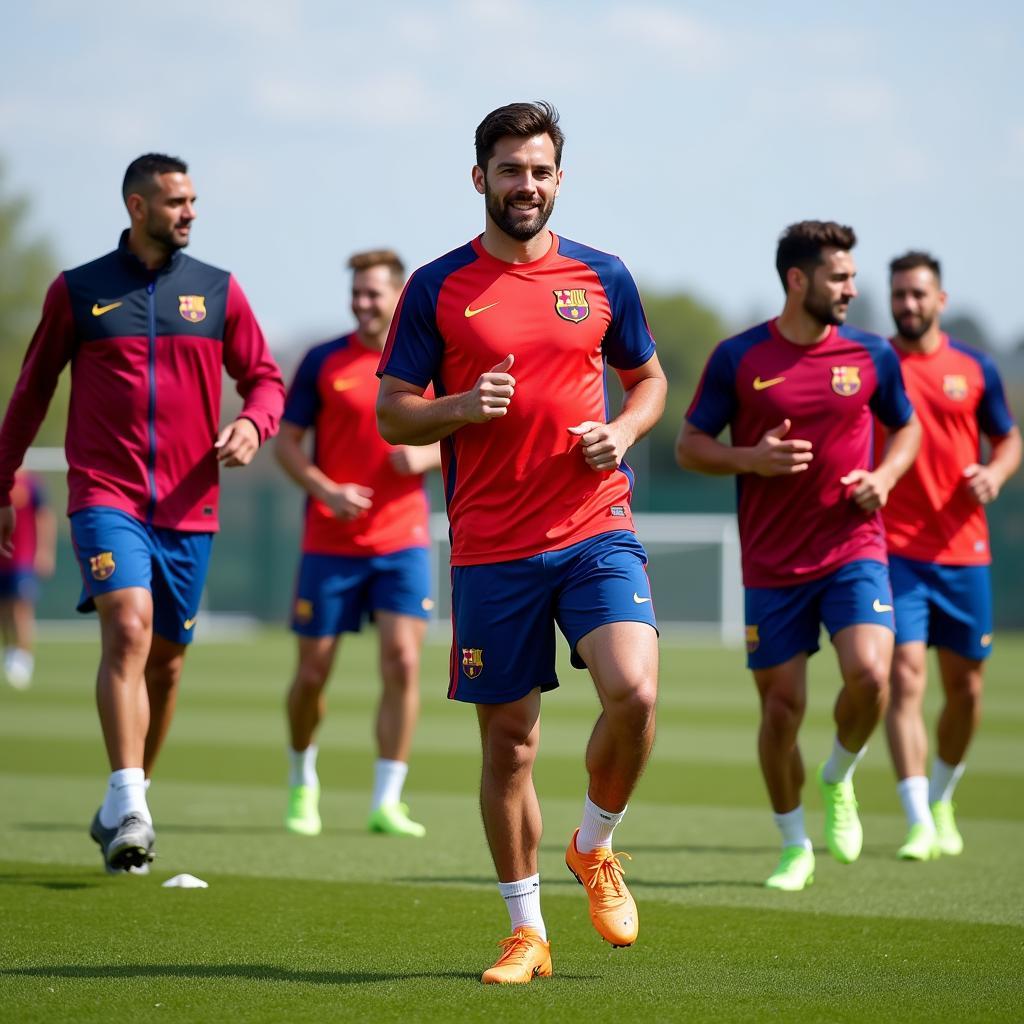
[139,172,196,251]
[803,248,857,327]
[474,133,563,242]
[890,267,946,341]
[351,265,401,345]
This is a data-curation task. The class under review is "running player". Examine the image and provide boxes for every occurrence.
[277,249,440,840]
[881,251,1020,860]
[677,221,920,892]
[377,101,666,983]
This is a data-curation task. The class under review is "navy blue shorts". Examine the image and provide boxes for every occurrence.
[449,531,658,704]
[291,547,432,637]
[744,559,894,670]
[0,570,38,603]
[890,554,993,661]
[70,507,213,646]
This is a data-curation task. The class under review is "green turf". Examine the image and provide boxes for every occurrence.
[1,630,1022,1022]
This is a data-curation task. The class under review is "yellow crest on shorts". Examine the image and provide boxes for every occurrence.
[90,551,116,581]
[461,647,484,678]
[745,624,759,653]
[178,295,207,323]
[294,598,314,623]
[830,365,861,396]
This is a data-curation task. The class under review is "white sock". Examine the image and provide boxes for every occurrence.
[288,745,319,788]
[371,758,408,810]
[897,776,934,828]
[821,737,866,784]
[576,795,626,853]
[498,874,545,940]
[4,647,33,687]
[772,806,812,851]
[929,757,966,805]
[99,768,150,827]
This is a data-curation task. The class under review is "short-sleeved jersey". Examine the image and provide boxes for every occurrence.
[284,334,429,557]
[879,334,1015,565]
[0,472,44,571]
[378,234,656,566]
[686,319,914,587]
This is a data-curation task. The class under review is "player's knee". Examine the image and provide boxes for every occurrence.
[380,643,418,687]
[762,691,803,736]
[104,607,151,660]
[482,719,538,777]
[846,661,889,709]
[294,661,330,693]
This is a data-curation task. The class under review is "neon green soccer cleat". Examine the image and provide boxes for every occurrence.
[931,801,964,856]
[817,763,863,863]
[764,845,815,891]
[285,784,322,836]
[367,802,426,838]
[897,822,939,861]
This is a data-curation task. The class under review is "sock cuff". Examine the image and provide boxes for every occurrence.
[498,874,540,899]
[110,767,145,787]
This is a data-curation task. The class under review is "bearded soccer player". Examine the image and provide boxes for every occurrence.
[377,101,665,983]
[677,221,920,892]
[276,249,440,840]
[880,251,1020,861]
[0,154,284,873]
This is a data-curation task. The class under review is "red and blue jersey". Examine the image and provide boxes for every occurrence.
[687,318,914,587]
[0,232,284,531]
[378,234,656,566]
[879,334,1015,565]
[0,471,45,572]
[283,334,430,556]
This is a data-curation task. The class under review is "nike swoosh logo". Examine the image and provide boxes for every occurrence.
[464,301,499,318]
[332,377,360,392]
[183,617,197,630]
[92,301,123,316]
[872,599,893,613]
[753,375,785,390]
[633,593,651,604]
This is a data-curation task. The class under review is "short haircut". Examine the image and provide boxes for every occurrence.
[889,250,942,284]
[776,220,857,290]
[122,153,188,203]
[475,100,565,171]
[347,248,405,286]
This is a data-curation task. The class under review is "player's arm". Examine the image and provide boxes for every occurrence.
[569,353,667,472]
[389,442,443,476]
[676,418,814,477]
[274,421,373,520]
[841,413,921,512]
[376,354,516,446]
[964,425,1022,505]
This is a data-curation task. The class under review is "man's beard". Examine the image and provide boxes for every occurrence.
[894,312,933,341]
[148,217,189,251]
[485,186,555,241]
[803,287,847,327]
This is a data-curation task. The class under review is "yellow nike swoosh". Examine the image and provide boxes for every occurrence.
[92,301,123,316]
[332,377,360,392]
[753,375,785,391]
[183,617,197,630]
[872,599,893,613]
[465,301,499,318]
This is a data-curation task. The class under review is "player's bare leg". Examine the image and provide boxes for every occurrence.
[142,634,186,777]
[2,596,36,688]
[753,654,809,813]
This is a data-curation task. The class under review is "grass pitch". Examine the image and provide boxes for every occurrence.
[1,629,1022,1023]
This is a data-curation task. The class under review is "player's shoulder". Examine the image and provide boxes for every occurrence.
[303,333,353,360]
[947,336,1000,374]
[714,321,774,360]
[838,324,891,354]
[554,235,636,283]
[173,251,232,286]
[408,241,480,296]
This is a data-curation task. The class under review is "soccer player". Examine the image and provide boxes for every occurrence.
[0,470,56,689]
[0,154,284,873]
[881,251,1020,860]
[676,221,921,892]
[377,101,665,983]
[276,249,440,839]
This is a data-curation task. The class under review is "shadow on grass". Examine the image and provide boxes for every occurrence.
[0,875,98,891]
[540,840,780,855]
[15,822,366,838]
[398,874,763,890]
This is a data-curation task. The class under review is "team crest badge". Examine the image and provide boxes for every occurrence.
[90,551,116,581]
[745,625,759,654]
[943,374,968,401]
[178,295,207,323]
[830,365,861,396]
[462,648,484,679]
[294,599,313,623]
[553,288,590,324]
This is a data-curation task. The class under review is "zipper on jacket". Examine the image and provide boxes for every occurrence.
[146,280,158,524]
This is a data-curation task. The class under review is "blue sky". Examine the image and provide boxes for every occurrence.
[3,1,1021,350]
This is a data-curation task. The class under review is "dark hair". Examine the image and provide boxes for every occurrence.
[776,220,857,290]
[122,153,188,203]
[348,248,405,285]
[889,250,941,284]
[474,101,564,171]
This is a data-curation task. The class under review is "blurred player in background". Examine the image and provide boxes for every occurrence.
[378,101,665,983]
[0,469,56,688]
[881,251,1020,861]
[276,249,439,840]
[677,221,920,892]
[0,153,284,873]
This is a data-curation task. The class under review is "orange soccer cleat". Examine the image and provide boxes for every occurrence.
[565,828,638,947]
[480,927,553,985]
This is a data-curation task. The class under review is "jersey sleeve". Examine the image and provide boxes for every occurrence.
[600,258,656,370]
[377,270,444,388]
[868,343,914,429]
[282,347,324,429]
[685,342,738,438]
[976,353,1016,438]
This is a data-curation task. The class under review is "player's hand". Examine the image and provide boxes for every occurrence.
[0,506,14,558]
[389,446,429,476]
[215,418,260,467]
[963,463,1002,505]
[840,468,891,511]
[748,419,813,476]
[321,482,374,520]
[462,354,515,423]
[568,420,631,472]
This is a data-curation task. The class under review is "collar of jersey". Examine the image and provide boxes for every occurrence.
[117,229,185,278]
[768,316,838,350]
[470,232,560,272]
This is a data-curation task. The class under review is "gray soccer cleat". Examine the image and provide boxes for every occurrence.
[90,809,154,874]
